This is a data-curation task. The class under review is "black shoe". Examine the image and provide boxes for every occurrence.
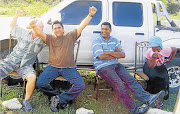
[148,90,165,107]
[50,95,60,112]
[163,91,169,100]
[135,104,149,114]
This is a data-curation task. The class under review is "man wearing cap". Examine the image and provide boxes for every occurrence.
[0,9,44,111]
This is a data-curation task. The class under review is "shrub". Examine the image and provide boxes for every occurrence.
[167,1,180,14]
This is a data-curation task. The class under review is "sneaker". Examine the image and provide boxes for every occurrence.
[135,104,149,114]
[50,95,60,112]
[23,99,32,111]
[163,90,169,100]
[155,100,163,109]
[148,90,165,107]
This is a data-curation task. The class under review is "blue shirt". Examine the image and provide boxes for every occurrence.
[92,35,124,72]
[8,24,44,67]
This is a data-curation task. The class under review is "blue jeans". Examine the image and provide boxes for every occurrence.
[36,65,85,104]
[97,63,151,112]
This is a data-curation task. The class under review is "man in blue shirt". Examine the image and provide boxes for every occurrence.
[92,22,165,114]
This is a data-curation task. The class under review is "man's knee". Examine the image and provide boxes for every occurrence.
[36,79,50,89]
[77,80,86,91]
[26,74,36,82]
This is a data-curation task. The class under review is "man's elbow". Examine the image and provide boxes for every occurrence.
[97,56,103,60]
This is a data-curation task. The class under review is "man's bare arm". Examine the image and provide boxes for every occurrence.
[76,6,97,37]
[10,9,23,30]
[104,48,125,58]
[97,54,115,60]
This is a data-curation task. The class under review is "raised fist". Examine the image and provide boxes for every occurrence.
[16,9,23,16]
[89,6,97,16]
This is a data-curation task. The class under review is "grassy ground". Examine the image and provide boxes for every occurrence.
[0,71,178,114]
[170,12,180,20]
[0,1,58,17]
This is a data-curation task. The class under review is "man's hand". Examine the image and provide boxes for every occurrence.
[116,48,122,52]
[29,20,37,28]
[89,6,97,16]
[16,9,23,16]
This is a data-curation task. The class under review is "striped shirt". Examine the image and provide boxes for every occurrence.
[92,35,124,72]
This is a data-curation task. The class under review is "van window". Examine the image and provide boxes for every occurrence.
[60,1,102,25]
[113,2,143,27]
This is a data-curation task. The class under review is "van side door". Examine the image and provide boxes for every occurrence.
[108,0,150,66]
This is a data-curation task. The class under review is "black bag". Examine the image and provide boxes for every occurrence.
[4,76,24,86]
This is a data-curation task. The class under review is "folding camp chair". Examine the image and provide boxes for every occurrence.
[1,34,26,98]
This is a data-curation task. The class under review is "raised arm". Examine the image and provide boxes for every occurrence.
[76,6,97,37]
[29,20,47,42]
[10,9,23,30]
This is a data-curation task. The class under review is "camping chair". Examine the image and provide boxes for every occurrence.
[54,40,81,82]
[37,40,81,85]
[1,34,26,98]
[94,41,122,100]
[134,41,149,82]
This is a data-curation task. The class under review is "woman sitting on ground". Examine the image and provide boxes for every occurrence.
[143,36,177,102]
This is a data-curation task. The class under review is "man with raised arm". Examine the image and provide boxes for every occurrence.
[30,6,97,112]
[0,9,44,111]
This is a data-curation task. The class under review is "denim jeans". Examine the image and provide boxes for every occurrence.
[97,63,151,112]
[36,65,85,104]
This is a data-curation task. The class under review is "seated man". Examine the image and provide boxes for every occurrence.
[30,6,97,112]
[92,22,165,114]
[0,9,44,111]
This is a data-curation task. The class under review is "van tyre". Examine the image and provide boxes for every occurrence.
[165,57,180,93]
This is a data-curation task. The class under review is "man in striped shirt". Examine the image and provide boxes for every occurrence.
[92,22,165,114]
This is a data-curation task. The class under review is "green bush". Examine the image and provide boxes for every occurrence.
[167,2,180,14]
[1,0,62,4]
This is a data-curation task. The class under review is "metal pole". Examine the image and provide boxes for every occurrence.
[174,88,180,114]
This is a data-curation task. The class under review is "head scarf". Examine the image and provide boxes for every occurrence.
[149,36,163,50]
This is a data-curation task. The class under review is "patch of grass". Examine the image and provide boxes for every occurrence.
[0,1,57,16]
[0,71,178,113]
[170,12,180,21]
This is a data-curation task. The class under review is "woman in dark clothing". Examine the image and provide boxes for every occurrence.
[143,36,177,101]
